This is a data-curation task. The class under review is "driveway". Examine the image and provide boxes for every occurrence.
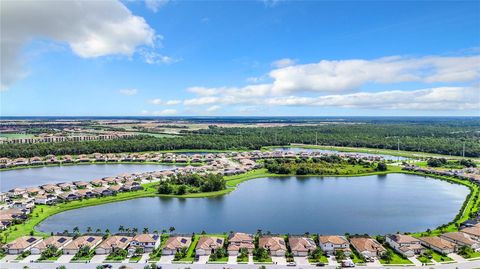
[248,254,254,264]
[271,256,287,265]
[294,256,309,265]
[159,255,175,264]
[366,259,382,267]
[20,254,41,263]
[408,256,422,266]
[90,254,107,263]
[327,256,338,266]
[195,255,209,264]
[448,253,467,262]
[228,255,237,264]
[138,253,150,263]
[55,254,74,263]
[0,255,17,263]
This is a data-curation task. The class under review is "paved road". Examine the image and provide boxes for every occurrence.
[2,261,480,269]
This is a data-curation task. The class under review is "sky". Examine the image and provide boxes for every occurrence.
[1,0,479,117]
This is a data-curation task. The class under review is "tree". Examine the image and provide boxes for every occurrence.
[73,226,80,234]
[169,226,176,233]
[158,181,173,194]
[376,162,388,171]
[118,225,125,233]
[143,227,149,234]
[86,227,92,233]
[381,250,393,263]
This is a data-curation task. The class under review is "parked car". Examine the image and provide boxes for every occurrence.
[287,262,297,266]
[315,263,326,267]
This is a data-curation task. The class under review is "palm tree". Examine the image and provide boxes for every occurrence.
[73,226,80,234]
[153,230,159,235]
[96,228,101,234]
[162,229,167,234]
[169,226,175,233]
[86,227,92,233]
[133,228,139,234]
[143,228,149,234]
[118,225,125,233]
[105,229,111,234]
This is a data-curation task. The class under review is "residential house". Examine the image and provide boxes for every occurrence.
[162,236,192,255]
[92,188,115,197]
[349,237,386,259]
[34,194,57,205]
[419,236,456,255]
[63,236,103,255]
[461,225,480,241]
[259,236,287,257]
[129,234,160,253]
[7,188,26,198]
[30,236,73,255]
[195,236,225,256]
[289,236,317,257]
[73,181,90,189]
[95,236,132,255]
[386,234,425,257]
[58,192,79,201]
[90,179,106,187]
[41,184,60,193]
[5,236,43,254]
[227,233,255,255]
[440,232,480,250]
[318,235,351,256]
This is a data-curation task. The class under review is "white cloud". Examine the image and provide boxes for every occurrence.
[119,89,138,96]
[271,58,296,68]
[265,86,480,110]
[142,109,178,116]
[1,0,156,90]
[206,105,221,112]
[145,0,169,12]
[148,99,181,105]
[140,50,178,64]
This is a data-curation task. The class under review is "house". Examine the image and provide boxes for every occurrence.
[5,236,43,254]
[58,192,79,201]
[95,236,132,255]
[162,236,192,255]
[349,237,386,259]
[386,234,425,257]
[129,234,160,253]
[41,184,60,193]
[34,194,57,205]
[461,225,480,241]
[26,187,42,196]
[63,236,103,255]
[440,232,480,250]
[195,236,225,256]
[319,235,351,255]
[7,188,26,198]
[289,236,317,256]
[57,183,73,192]
[92,188,114,197]
[419,236,456,255]
[90,179,106,187]
[76,189,97,198]
[259,236,287,257]
[73,181,90,189]
[227,233,255,255]
[30,236,73,255]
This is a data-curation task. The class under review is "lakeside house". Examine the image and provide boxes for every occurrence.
[195,236,225,256]
[30,236,73,255]
[289,236,317,256]
[162,236,192,255]
[386,234,425,257]
[318,235,350,255]
[62,236,103,255]
[227,233,255,255]
[440,232,480,250]
[129,234,160,253]
[460,225,480,241]
[349,237,386,259]
[95,235,132,255]
[259,236,287,257]
[4,236,43,254]
[419,236,457,254]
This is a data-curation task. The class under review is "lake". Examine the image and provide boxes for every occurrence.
[272,147,408,161]
[37,173,468,235]
[0,164,177,191]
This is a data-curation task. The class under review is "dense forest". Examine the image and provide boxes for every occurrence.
[0,123,479,158]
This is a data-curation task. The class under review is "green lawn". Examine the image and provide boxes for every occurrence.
[379,247,413,265]
[350,249,366,265]
[129,255,142,263]
[427,250,453,263]
[149,234,170,261]
[253,257,272,263]
[308,255,328,264]
[176,234,200,262]
[0,133,35,139]
[417,255,432,264]
[237,255,249,263]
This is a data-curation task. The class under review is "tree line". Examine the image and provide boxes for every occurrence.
[0,123,478,158]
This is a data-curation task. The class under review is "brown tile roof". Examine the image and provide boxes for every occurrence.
[97,236,132,250]
[289,237,317,252]
[259,236,287,252]
[64,236,103,250]
[387,234,420,244]
[442,232,477,245]
[163,236,192,250]
[461,226,480,237]
[132,234,157,243]
[319,235,348,245]
[196,236,224,251]
[419,236,456,250]
[32,236,72,250]
[228,233,253,243]
[350,237,386,253]
[6,236,42,250]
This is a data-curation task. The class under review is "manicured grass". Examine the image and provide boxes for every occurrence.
[253,257,273,263]
[379,246,413,265]
[237,255,249,263]
[428,250,453,263]
[308,255,328,264]
[129,255,142,262]
[350,249,366,265]
[0,133,35,139]
[177,234,199,262]
[149,234,170,261]
[417,255,432,264]
[208,256,228,262]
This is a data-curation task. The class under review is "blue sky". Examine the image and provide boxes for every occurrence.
[1,0,479,116]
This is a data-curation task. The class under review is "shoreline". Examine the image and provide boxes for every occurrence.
[1,166,476,242]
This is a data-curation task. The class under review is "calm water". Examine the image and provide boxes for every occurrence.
[0,164,177,191]
[273,147,408,161]
[37,174,468,235]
